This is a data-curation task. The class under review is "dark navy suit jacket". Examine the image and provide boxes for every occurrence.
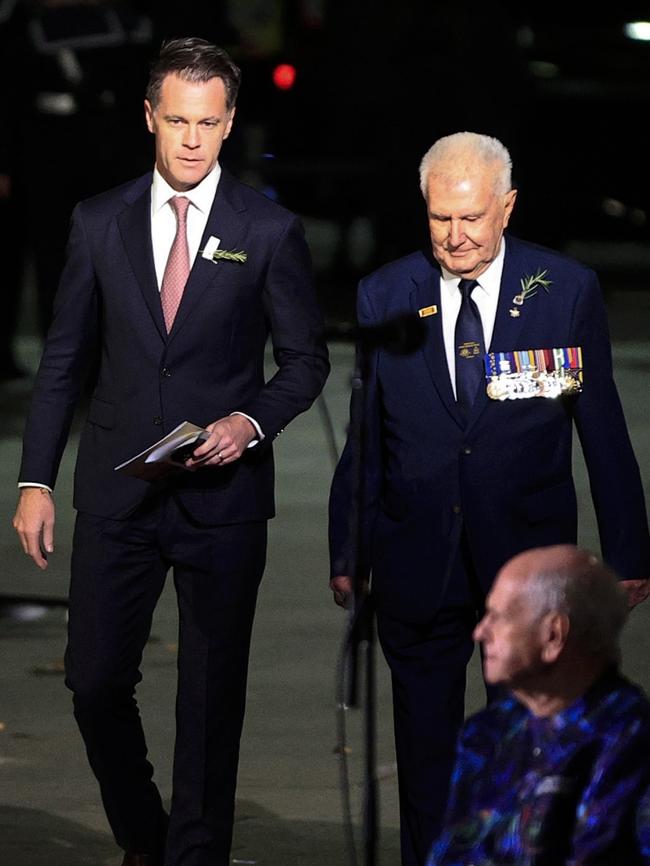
[329,236,650,622]
[19,169,329,522]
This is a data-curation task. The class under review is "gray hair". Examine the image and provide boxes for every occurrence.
[146,37,241,111]
[419,132,512,197]
[524,547,628,664]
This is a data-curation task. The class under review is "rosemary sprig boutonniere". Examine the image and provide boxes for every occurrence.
[208,249,248,264]
[509,268,552,317]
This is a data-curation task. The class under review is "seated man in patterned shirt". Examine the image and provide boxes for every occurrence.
[428,544,650,866]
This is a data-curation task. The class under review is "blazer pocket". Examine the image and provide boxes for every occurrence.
[523,479,576,524]
[87,397,116,430]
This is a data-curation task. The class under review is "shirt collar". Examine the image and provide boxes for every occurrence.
[151,161,222,214]
[440,238,507,299]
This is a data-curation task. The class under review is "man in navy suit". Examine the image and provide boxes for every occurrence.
[13,38,329,866]
[329,132,650,866]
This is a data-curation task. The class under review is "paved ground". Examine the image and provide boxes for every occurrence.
[1,287,649,865]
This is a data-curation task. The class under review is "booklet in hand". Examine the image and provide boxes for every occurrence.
[114,421,210,480]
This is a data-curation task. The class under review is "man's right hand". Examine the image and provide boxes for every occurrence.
[13,488,55,570]
[330,575,354,609]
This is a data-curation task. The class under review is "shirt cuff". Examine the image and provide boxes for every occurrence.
[230,412,264,448]
[18,482,53,493]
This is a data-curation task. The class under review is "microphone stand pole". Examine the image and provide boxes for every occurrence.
[340,312,426,864]
[344,340,378,866]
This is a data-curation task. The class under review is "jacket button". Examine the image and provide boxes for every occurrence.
[153,416,163,425]
[161,367,171,378]
[462,446,472,455]
[452,504,461,514]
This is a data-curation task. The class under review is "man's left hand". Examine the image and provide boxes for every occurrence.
[186,415,256,468]
[619,578,650,609]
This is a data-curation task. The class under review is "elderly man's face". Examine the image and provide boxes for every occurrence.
[425,166,516,279]
[474,571,545,687]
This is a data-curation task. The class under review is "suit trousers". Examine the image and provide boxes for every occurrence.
[64,491,267,866]
[376,535,485,866]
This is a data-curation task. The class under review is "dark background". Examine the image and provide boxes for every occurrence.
[2,0,650,362]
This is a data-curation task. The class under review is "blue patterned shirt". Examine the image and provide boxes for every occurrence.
[428,669,650,865]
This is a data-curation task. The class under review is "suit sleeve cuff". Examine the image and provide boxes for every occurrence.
[230,412,264,448]
[18,482,53,493]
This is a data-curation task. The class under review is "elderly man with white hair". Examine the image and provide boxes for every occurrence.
[428,545,650,866]
[329,130,650,866]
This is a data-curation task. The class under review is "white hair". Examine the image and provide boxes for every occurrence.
[524,551,628,664]
[418,131,512,197]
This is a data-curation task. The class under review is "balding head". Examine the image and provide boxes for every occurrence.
[475,546,628,696]
[503,545,628,663]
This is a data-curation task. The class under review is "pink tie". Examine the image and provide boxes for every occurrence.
[161,195,191,332]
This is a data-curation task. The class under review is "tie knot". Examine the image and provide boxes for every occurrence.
[170,195,190,222]
[458,279,479,300]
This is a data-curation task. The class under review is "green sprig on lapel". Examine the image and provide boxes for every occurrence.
[509,268,552,317]
[209,249,248,264]
[513,268,552,305]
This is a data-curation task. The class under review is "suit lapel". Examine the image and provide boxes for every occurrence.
[117,182,168,341]
[410,263,464,427]
[167,171,247,343]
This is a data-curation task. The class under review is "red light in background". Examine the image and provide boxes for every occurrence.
[273,63,297,91]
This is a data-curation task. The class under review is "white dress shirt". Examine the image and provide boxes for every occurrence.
[439,239,506,398]
[151,163,221,288]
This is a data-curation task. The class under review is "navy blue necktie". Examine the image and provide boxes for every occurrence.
[454,279,485,420]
